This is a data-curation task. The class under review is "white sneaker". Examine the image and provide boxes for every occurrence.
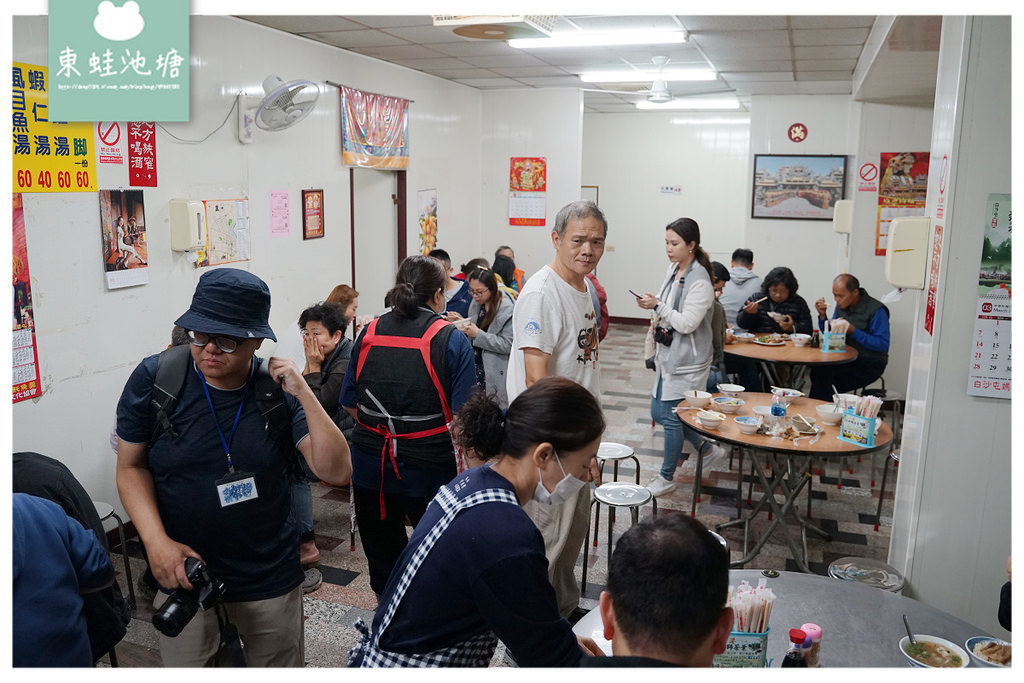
[646,476,677,497]
[302,567,323,594]
[701,443,726,469]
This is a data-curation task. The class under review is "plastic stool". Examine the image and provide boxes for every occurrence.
[93,501,136,610]
[581,482,656,594]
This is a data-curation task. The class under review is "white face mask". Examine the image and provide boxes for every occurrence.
[533,450,587,506]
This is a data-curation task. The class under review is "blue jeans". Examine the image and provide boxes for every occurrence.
[706,364,725,393]
[651,377,706,480]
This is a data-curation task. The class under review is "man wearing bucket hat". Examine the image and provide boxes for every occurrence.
[115,268,351,667]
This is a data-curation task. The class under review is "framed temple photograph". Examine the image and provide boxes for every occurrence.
[751,154,847,221]
[302,189,324,240]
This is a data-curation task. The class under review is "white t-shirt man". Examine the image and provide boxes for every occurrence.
[506,265,601,402]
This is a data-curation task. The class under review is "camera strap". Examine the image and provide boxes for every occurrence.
[215,602,247,667]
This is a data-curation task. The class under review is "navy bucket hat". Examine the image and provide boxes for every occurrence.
[175,268,277,342]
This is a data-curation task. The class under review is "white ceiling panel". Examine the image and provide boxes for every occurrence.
[235,14,941,112]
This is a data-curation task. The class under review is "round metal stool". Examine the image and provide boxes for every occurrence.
[592,442,642,549]
[93,500,136,609]
[828,555,905,594]
[581,482,656,594]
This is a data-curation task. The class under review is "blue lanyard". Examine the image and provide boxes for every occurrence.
[197,364,252,473]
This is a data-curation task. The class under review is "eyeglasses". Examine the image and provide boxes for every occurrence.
[469,288,489,297]
[188,330,242,353]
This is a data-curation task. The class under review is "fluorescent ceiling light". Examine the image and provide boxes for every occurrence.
[580,69,716,83]
[509,30,687,49]
[636,98,741,111]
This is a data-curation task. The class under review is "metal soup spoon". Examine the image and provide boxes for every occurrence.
[903,614,917,644]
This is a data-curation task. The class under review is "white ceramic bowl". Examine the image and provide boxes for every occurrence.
[717,383,745,397]
[791,333,811,347]
[815,403,844,425]
[752,405,773,419]
[965,636,1011,667]
[711,396,745,414]
[899,635,969,668]
[683,390,712,409]
[695,410,726,430]
[835,393,861,410]
[772,388,804,405]
[734,415,760,434]
[735,332,755,343]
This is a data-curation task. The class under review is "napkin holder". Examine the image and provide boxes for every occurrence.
[821,331,847,353]
[838,408,877,448]
[713,628,770,668]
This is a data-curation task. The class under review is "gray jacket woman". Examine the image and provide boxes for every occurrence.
[448,268,515,409]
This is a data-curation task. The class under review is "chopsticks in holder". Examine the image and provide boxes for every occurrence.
[727,579,776,634]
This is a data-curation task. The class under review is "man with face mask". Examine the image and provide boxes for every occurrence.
[506,200,607,619]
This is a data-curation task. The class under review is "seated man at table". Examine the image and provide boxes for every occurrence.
[582,515,733,667]
[809,273,890,400]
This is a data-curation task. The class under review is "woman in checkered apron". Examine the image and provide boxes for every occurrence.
[349,377,607,667]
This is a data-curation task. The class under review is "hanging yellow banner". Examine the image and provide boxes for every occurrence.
[12,62,97,193]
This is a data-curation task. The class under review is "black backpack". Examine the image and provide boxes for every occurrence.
[147,345,301,476]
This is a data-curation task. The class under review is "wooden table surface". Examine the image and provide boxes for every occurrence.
[676,392,892,457]
[724,338,858,367]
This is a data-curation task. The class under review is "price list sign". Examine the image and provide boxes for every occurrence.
[967,194,1011,399]
[12,62,97,193]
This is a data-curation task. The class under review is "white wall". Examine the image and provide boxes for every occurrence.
[480,88,584,280]
[746,95,858,314]
[582,112,751,318]
[11,15,483,516]
[847,103,935,397]
[888,16,1012,638]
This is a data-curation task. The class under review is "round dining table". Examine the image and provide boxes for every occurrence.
[677,392,892,573]
[725,336,857,389]
[572,569,995,667]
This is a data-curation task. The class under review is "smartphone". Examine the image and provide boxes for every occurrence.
[629,289,642,298]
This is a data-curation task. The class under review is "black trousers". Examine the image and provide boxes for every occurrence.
[809,357,887,400]
[352,483,432,596]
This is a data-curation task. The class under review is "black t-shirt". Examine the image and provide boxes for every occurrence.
[116,354,307,601]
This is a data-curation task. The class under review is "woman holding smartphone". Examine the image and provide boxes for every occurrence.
[635,217,725,498]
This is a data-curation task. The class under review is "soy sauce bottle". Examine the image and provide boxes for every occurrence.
[781,628,808,667]
[810,330,820,348]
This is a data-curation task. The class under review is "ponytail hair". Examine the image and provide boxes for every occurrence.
[456,376,605,461]
[666,217,713,280]
[388,254,447,318]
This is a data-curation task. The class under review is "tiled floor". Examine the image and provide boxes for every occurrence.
[105,322,897,667]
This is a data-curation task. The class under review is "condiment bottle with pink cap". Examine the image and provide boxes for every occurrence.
[800,622,822,666]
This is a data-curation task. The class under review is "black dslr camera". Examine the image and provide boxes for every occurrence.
[152,557,226,637]
[653,326,674,347]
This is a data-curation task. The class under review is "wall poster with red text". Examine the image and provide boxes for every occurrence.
[876,152,929,255]
[13,193,42,402]
[509,156,547,226]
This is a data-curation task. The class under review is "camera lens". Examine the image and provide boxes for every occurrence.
[152,592,200,637]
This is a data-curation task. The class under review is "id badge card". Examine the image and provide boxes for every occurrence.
[216,470,259,507]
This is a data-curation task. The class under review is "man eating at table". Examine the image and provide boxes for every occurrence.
[809,273,890,400]
[581,515,733,667]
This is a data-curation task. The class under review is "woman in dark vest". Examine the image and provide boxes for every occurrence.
[340,255,476,597]
[348,377,604,667]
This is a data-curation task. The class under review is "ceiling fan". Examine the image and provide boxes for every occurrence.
[583,56,735,105]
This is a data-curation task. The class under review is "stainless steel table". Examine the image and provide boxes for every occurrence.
[572,569,994,667]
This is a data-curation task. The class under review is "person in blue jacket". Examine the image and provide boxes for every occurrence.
[13,493,116,667]
[810,274,890,400]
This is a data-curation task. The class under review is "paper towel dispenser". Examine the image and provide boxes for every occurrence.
[832,199,853,234]
[169,199,206,251]
[885,216,931,289]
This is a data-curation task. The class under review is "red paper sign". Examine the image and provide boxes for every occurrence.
[924,222,944,335]
[13,193,42,403]
[128,122,157,186]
